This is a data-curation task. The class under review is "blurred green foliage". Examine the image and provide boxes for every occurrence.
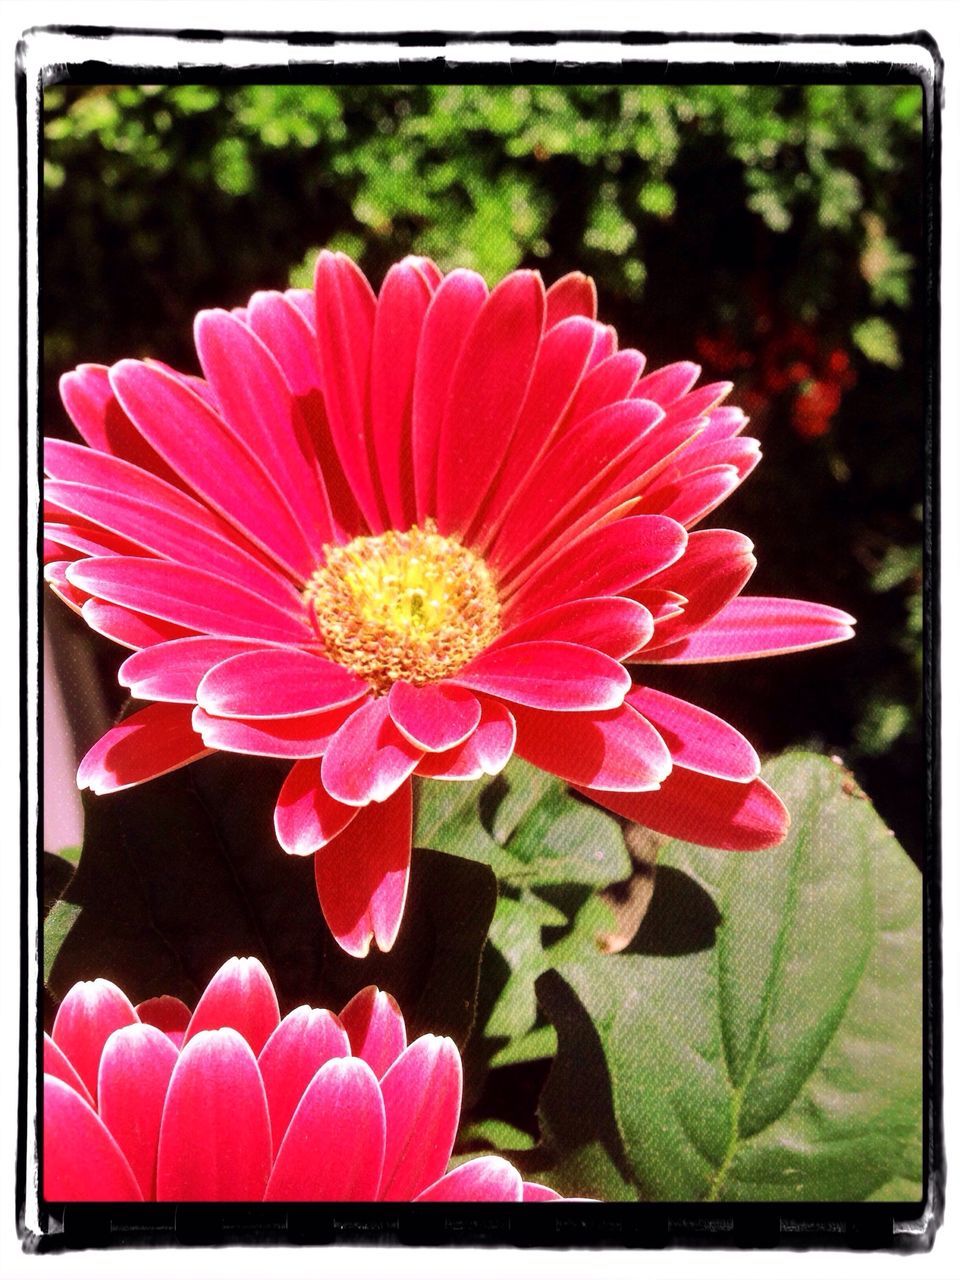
[42,80,925,857]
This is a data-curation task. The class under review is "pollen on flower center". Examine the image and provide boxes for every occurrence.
[305,520,501,693]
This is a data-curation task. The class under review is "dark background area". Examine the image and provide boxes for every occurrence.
[41,81,926,860]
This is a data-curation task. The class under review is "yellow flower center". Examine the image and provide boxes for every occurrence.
[305,520,501,694]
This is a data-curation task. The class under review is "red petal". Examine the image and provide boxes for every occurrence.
[627,686,760,782]
[81,600,193,651]
[414,698,516,780]
[98,1024,179,1198]
[257,1006,351,1155]
[415,1155,523,1202]
[559,349,645,428]
[77,703,212,794]
[387,682,481,752]
[42,1033,94,1108]
[192,701,363,759]
[135,995,192,1044]
[274,759,359,855]
[488,596,654,660]
[155,1028,272,1201]
[314,782,412,958]
[321,698,422,805]
[197,648,368,719]
[43,1075,142,1201]
[119,637,275,704]
[512,701,671,791]
[51,978,139,1102]
[59,363,182,485]
[453,641,630,712]
[632,360,701,405]
[581,767,790,850]
[184,956,280,1056]
[645,597,857,663]
[379,1035,462,1201]
[545,271,597,325]
[522,1181,562,1201]
[264,1057,386,1201]
[339,987,407,1078]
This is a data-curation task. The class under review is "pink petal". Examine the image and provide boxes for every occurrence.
[43,1033,95,1108]
[44,560,88,614]
[522,1181,563,1201]
[321,698,422,806]
[109,359,316,580]
[414,698,516,780]
[369,260,434,528]
[631,360,701,406]
[155,1028,272,1201]
[77,703,212,794]
[415,1155,523,1202]
[67,556,312,644]
[642,462,753,529]
[644,597,857,663]
[559,349,645,428]
[194,308,335,553]
[412,269,489,523]
[581,767,790,850]
[488,596,654,661]
[192,702,364,759]
[98,1024,179,1199]
[264,1057,386,1201]
[197,648,368,719]
[43,519,142,560]
[378,1036,462,1201]
[184,956,280,1056]
[545,271,597,325]
[257,1007,351,1154]
[339,987,407,1078]
[274,760,359,856]
[435,270,545,536]
[626,686,760,782]
[313,781,412,958]
[43,1075,142,1201]
[119,638,275,703]
[51,978,139,1103]
[81,600,194,651]
[452,641,630,712]
[135,995,192,1045]
[512,701,671,791]
[312,250,382,530]
[698,404,750,446]
[503,515,688,624]
[387,682,481,752]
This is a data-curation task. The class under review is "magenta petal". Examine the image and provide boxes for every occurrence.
[274,759,359,856]
[388,681,481,752]
[264,1057,386,1201]
[522,1181,563,1201]
[43,1033,95,1108]
[545,271,597,325]
[155,1028,272,1201]
[197,648,368,720]
[135,995,192,1045]
[51,978,140,1102]
[415,698,516,780]
[512,701,671,791]
[314,782,412,958]
[632,359,701,406]
[453,641,630,712]
[77,703,212,795]
[184,956,280,1056]
[258,1007,351,1155]
[646,596,857,663]
[81,600,193,651]
[98,1024,179,1198]
[43,1075,142,1202]
[321,698,423,806]
[119,637,274,703]
[637,528,757,653]
[192,701,363,759]
[415,1155,523,1202]
[378,1036,463,1201]
[59,363,181,485]
[560,349,645,427]
[627,686,760,782]
[339,987,408,1078]
[488,596,654,660]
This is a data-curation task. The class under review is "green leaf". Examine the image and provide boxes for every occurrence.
[459,1118,537,1152]
[44,900,81,986]
[536,752,922,1201]
[852,317,902,368]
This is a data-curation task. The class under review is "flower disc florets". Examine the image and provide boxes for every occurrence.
[305,519,501,694]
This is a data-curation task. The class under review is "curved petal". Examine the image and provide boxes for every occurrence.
[379,1036,462,1201]
[545,271,597,325]
[257,1007,351,1155]
[313,781,412,958]
[321,698,422,806]
[644,597,857,664]
[264,1057,386,1201]
[631,359,701,406]
[512,701,671,791]
[81,599,194,651]
[135,995,192,1047]
[487,596,654,661]
[626,686,760,782]
[415,1155,523,1202]
[192,701,364,759]
[43,1033,94,1108]
[387,682,481,752]
[197,648,368,720]
[183,956,280,1056]
[119,637,275,704]
[558,349,645,429]
[98,1023,179,1199]
[414,698,516,781]
[581,767,790,850]
[77,703,212,795]
[522,1181,563,1201]
[452,641,630,712]
[43,1075,142,1201]
[274,759,359,856]
[51,978,139,1102]
[339,987,407,1078]
[155,1028,272,1201]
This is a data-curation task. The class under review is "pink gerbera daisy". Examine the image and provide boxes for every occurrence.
[44,252,854,956]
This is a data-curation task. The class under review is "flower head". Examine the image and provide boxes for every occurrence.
[43,957,564,1202]
[45,253,854,955]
